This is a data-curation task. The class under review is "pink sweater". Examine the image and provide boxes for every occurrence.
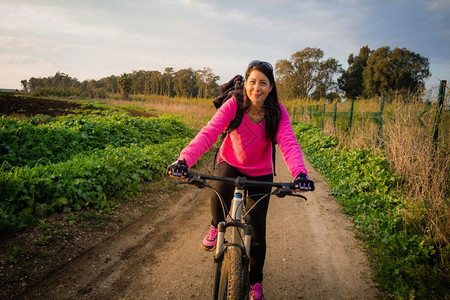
[179,97,307,178]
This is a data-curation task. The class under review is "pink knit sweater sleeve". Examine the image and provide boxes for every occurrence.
[276,104,308,178]
[178,98,238,168]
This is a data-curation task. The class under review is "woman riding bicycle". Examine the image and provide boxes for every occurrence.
[168,60,314,300]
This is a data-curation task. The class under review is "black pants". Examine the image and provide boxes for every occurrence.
[210,162,273,285]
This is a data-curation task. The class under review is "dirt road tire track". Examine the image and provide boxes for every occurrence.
[19,149,381,299]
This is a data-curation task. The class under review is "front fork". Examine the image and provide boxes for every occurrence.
[215,186,252,259]
[213,185,252,299]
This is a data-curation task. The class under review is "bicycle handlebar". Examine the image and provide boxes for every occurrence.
[179,171,308,200]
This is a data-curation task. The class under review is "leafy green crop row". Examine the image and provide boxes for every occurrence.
[0,139,189,230]
[293,122,448,299]
[0,113,194,168]
[0,109,195,231]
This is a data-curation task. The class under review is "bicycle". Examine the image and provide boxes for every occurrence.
[178,171,309,300]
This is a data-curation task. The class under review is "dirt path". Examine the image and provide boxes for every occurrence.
[19,150,381,299]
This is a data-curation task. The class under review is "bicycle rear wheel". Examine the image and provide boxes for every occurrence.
[215,245,245,300]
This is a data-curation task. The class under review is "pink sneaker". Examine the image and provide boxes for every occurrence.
[201,225,218,251]
[249,283,265,300]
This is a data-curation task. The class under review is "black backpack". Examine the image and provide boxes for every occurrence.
[213,74,245,135]
[212,75,277,175]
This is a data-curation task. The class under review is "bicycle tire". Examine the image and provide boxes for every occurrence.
[217,245,245,300]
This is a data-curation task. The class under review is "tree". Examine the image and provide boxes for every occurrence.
[173,68,197,98]
[338,45,371,99]
[23,72,79,94]
[83,80,108,99]
[363,46,393,97]
[130,70,152,95]
[117,73,132,99]
[311,57,341,100]
[275,47,341,100]
[49,72,78,91]
[21,80,29,92]
[363,46,430,97]
[389,47,431,93]
[162,67,174,97]
[27,77,43,92]
[195,67,220,98]
[275,59,298,99]
[98,75,118,94]
[149,71,163,95]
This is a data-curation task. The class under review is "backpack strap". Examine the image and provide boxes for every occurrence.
[213,104,244,169]
[225,104,244,134]
[272,141,277,176]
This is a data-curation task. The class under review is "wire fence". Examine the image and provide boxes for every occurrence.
[289,80,449,153]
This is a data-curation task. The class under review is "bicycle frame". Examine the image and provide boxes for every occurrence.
[213,179,252,300]
[178,171,308,300]
[215,182,252,260]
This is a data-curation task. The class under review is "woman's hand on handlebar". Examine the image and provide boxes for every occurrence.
[167,159,189,179]
[292,173,315,191]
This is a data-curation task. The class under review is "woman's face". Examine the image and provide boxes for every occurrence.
[244,70,273,108]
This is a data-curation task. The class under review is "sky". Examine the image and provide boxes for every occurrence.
[1,0,449,91]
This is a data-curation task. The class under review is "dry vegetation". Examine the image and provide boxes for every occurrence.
[382,103,449,254]
[290,97,449,260]
[97,94,216,129]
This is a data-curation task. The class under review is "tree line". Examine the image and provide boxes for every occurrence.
[276,46,430,100]
[20,45,431,101]
[21,67,221,100]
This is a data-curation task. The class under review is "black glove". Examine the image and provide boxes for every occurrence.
[293,173,315,191]
[167,159,189,178]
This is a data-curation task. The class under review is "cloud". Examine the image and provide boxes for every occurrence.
[427,0,450,12]
[0,0,448,89]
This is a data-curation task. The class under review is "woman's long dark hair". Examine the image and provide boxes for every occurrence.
[232,63,281,144]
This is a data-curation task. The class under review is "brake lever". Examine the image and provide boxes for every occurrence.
[177,174,208,189]
[273,186,307,200]
[273,186,291,198]
[291,193,307,201]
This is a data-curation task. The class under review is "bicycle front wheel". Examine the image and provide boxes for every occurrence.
[217,245,245,300]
